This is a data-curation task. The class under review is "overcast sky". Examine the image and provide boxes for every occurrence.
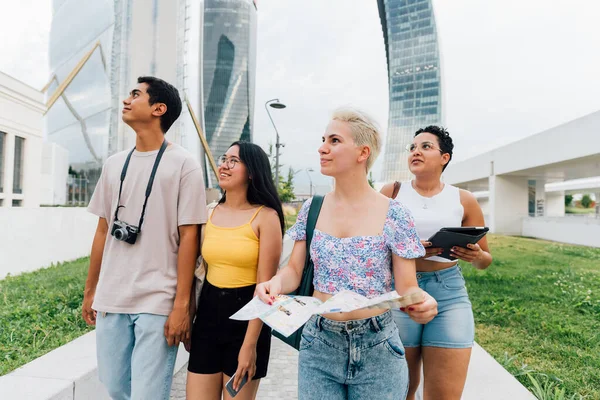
[2,0,600,193]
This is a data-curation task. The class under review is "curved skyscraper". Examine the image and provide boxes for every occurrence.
[202,0,257,184]
[46,0,257,200]
[378,0,442,182]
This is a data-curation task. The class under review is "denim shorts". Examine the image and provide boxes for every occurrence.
[298,311,409,400]
[392,264,474,348]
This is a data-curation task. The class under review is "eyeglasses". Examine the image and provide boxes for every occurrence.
[217,156,242,169]
[405,142,443,154]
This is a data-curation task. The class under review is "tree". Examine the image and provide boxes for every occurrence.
[581,194,592,208]
[565,194,573,207]
[368,172,375,189]
[278,167,296,203]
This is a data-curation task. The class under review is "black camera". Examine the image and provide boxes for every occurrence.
[111,219,139,245]
[112,140,167,246]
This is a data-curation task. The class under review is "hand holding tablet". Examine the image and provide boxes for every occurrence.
[427,227,489,260]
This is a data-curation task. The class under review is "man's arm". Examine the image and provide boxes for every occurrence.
[82,217,109,325]
[164,224,198,347]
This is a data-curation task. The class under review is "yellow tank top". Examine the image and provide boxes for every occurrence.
[204,206,263,288]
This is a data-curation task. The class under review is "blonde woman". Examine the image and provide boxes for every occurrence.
[257,108,438,400]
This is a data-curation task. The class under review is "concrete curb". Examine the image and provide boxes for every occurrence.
[0,331,109,400]
[463,343,536,399]
[0,330,190,400]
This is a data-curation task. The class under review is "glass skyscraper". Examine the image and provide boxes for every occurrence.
[46,0,257,199]
[378,0,443,182]
[202,0,257,185]
[46,0,114,200]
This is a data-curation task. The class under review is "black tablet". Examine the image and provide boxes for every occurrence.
[427,227,489,260]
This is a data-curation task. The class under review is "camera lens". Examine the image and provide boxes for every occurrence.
[114,228,128,241]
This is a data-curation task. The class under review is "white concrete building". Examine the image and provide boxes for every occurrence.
[443,110,600,247]
[0,71,46,208]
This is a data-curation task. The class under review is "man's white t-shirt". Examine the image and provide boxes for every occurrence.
[88,143,207,316]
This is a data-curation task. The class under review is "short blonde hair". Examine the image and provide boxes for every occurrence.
[331,107,382,171]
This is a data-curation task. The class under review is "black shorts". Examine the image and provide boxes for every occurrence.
[187,280,271,379]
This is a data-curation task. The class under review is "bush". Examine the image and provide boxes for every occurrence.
[580,194,592,208]
[564,195,573,207]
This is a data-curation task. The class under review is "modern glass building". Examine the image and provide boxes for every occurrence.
[378,0,443,182]
[46,0,257,200]
[202,0,257,185]
[46,0,114,202]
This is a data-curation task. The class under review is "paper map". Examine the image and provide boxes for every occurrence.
[230,290,424,337]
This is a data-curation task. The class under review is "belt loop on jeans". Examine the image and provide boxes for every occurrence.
[370,317,382,332]
[315,315,323,331]
[435,270,442,282]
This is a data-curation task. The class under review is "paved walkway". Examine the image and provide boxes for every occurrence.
[169,336,299,399]
[170,339,536,399]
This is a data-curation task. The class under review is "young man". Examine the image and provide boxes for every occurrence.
[82,76,207,399]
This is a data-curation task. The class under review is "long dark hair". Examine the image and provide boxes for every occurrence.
[219,141,285,235]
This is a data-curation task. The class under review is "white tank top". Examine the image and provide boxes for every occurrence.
[396,181,464,262]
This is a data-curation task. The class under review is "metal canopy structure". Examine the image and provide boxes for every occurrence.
[42,41,218,180]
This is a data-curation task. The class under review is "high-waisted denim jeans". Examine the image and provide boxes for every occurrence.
[298,311,409,400]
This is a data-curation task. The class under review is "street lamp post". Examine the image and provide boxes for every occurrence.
[265,99,286,186]
[305,168,314,197]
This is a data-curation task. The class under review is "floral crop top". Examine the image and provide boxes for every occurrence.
[286,198,425,298]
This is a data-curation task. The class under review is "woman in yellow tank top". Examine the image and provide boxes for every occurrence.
[187,141,284,400]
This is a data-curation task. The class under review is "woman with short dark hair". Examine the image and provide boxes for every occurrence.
[381,126,493,400]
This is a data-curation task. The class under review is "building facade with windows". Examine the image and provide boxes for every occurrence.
[46,0,257,198]
[0,72,46,207]
[378,0,443,182]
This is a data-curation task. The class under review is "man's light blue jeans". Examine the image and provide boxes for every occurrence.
[96,312,178,400]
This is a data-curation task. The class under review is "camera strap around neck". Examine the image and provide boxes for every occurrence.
[114,139,168,233]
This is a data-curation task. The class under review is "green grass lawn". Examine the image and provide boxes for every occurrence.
[462,235,600,399]
[0,258,93,375]
[566,206,596,214]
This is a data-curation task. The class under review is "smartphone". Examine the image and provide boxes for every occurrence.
[225,372,248,398]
